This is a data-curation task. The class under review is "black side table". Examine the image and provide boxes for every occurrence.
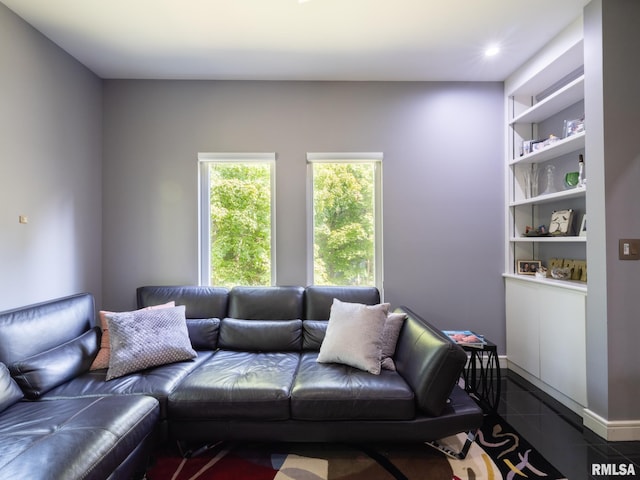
[458,339,501,413]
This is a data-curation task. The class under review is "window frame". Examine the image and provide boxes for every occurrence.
[306,152,384,293]
[198,152,277,286]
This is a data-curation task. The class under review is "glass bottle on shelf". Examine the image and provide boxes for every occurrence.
[541,164,557,195]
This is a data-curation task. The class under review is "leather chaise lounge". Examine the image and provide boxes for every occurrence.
[0,285,483,479]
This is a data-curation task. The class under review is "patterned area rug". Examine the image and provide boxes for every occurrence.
[146,414,566,480]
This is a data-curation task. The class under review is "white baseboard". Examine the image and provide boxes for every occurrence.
[583,409,640,442]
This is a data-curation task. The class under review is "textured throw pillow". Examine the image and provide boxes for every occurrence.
[380,312,407,371]
[105,305,196,381]
[0,362,23,413]
[90,301,175,370]
[317,299,389,374]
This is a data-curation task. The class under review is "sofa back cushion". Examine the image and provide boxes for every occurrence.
[0,293,95,366]
[186,318,220,350]
[304,286,380,320]
[0,362,23,413]
[228,286,304,320]
[137,286,229,319]
[302,320,328,350]
[219,319,303,351]
[9,327,100,399]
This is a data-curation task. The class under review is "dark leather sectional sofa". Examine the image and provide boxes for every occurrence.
[0,285,482,479]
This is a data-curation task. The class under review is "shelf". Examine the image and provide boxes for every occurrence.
[503,273,587,293]
[510,75,584,124]
[511,185,585,207]
[510,131,585,165]
[510,235,586,243]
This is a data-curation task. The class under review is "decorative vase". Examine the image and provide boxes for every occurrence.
[541,164,557,195]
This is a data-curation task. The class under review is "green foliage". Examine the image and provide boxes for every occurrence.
[313,163,375,285]
[209,163,271,287]
[207,161,376,287]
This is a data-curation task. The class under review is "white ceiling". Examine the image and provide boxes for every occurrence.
[1,0,589,81]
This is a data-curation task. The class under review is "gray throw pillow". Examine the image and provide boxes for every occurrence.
[0,362,23,413]
[105,305,196,381]
[381,312,407,371]
[317,299,389,374]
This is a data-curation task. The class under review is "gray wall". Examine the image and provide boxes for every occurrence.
[0,4,103,311]
[585,0,640,423]
[102,80,507,349]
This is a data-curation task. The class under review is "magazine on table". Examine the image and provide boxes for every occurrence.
[443,330,487,348]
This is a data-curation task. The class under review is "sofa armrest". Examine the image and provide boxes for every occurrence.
[393,306,467,417]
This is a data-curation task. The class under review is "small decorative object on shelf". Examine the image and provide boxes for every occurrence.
[551,267,572,280]
[524,224,548,236]
[578,154,585,187]
[549,208,574,235]
[523,163,540,198]
[541,164,557,195]
[548,257,587,282]
[535,266,548,279]
[565,171,579,187]
[579,213,587,237]
[563,116,585,138]
[517,259,542,275]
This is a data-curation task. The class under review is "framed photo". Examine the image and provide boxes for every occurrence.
[549,209,574,236]
[579,214,587,237]
[517,260,542,275]
[563,117,585,138]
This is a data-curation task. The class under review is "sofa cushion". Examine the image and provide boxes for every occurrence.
[105,305,196,381]
[169,350,299,421]
[0,395,159,480]
[0,362,23,413]
[317,299,388,374]
[41,351,213,420]
[302,320,328,350]
[228,286,304,320]
[304,285,380,320]
[186,318,220,350]
[9,327,100,399]
[137,285,230,319]
[218,318,302,351]
[292,352,415,421]
[0,293,95,366]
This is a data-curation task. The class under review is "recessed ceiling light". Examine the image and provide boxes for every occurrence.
[485,45,500,57]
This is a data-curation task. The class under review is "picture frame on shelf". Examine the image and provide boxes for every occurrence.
[549,209,574,236]
[579,214,587,237]
[517,260,542,275]
[563,116,585,138]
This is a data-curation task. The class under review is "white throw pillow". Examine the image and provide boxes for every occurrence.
[105,305,196,380]
[317,299,389,374]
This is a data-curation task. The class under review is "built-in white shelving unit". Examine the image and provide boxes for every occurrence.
[504,17,588,417]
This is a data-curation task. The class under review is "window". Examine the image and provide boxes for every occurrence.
[307,153,383,291]
[198,153,276,287]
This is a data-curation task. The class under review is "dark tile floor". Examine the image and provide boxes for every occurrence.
[497,370,640,479]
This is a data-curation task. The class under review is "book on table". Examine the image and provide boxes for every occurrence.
[443,330,487,348]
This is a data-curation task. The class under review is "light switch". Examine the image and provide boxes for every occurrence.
[619,239,640,260]
[18,215,28,224]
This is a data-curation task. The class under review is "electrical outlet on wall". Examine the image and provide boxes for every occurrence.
[619,239,640,260]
